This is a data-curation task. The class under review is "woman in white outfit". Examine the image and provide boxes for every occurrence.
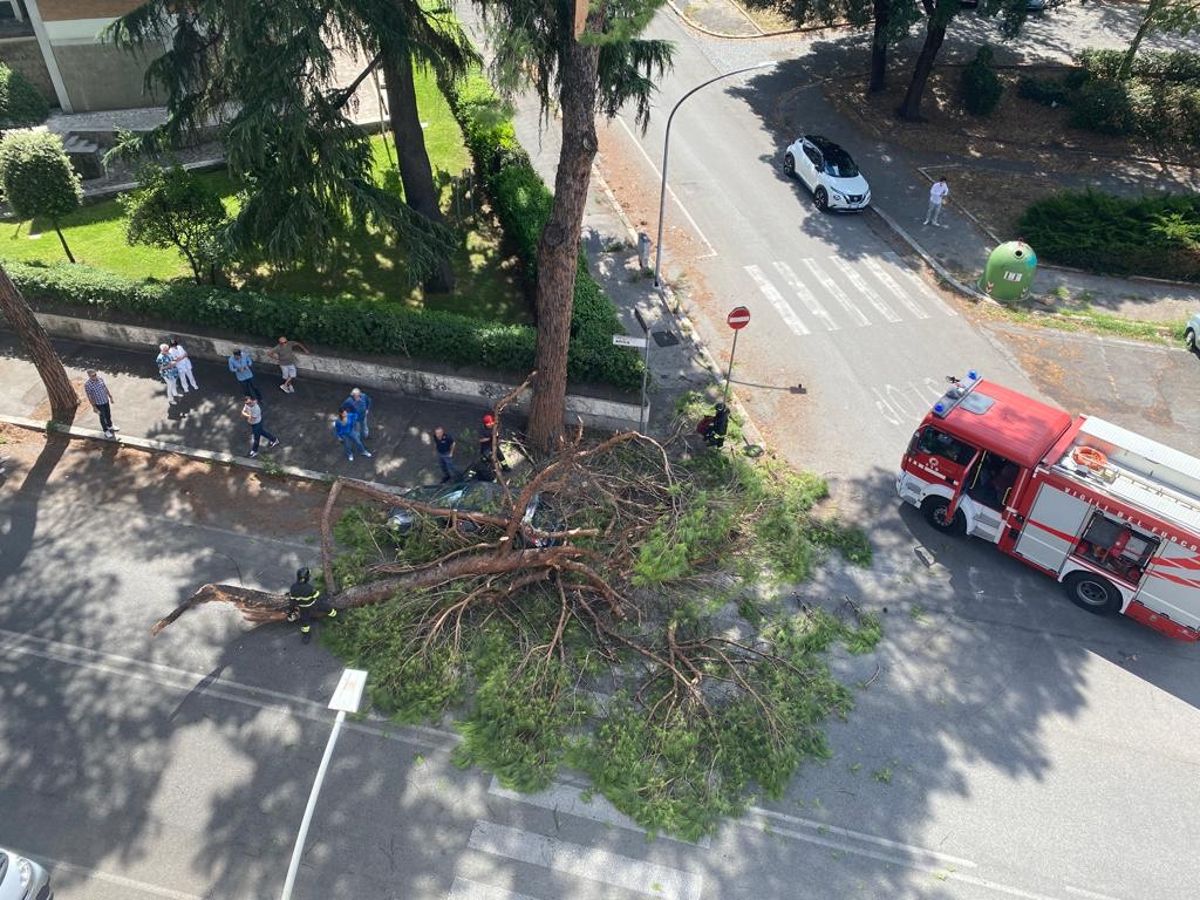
[168,338,198,392]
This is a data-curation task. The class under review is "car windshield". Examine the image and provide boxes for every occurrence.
[823,149,859,178]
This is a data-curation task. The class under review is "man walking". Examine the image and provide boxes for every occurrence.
[227,348,262,400]
[433,426,461,483]
[923,177,950,227]
[83,369,118,439]
[341,388,372,439]
[156,343,181,406]
[285,567,337,645]
[240,396,279,458]
[168,337,198,392]
[332,407,372,461]
[267,335,310,394]
[479,413,511,472]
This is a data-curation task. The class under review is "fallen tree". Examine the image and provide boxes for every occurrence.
[151,387,879,838]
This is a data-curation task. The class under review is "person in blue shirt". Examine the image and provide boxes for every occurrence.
[341,388,372,440]
[227,348,262,400]
[332,408,372,461]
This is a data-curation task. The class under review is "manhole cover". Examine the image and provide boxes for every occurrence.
[652,330,679,347]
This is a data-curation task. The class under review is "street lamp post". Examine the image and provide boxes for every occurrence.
[653,61,778,289]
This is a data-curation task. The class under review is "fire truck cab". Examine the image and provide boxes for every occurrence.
[896,372,1200,641]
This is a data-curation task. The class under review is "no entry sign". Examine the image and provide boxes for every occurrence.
[727,306,751,330]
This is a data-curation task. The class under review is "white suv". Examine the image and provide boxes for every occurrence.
[783,135,871,213]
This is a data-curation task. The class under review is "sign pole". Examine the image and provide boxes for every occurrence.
[724,328,739,404]
[635,309,650,433]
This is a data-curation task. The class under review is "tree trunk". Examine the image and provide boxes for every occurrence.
[382,48,455,294]
[897,18,948,121]
[52,220,76,264]
[1119,0,1165,80]
[0,264,79,423]
[869,0,891,93]
[526,31,601,452]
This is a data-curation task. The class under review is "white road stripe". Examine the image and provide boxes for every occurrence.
[468,821,703,900]
[862,255,930,319]
[8,846,202,900]
[615,116,718,259]
[0,627,457,751]
[831,257,902,323]
[802,258,870,326]
[447,876,545,900]
[884,251,959,316]
[1065,886,1125,900]
[745,264,809,335]
[489,777,710,848]
[773,261,839,331]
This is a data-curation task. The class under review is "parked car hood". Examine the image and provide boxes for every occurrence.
[824,173,870,195]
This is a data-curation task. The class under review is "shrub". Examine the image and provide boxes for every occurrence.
[1068,79,1136,135]
[444,69,640,391]
[1077,48,1200,84]
[1017,75,1072,107]
[961,45,1003,116]
[0,130,83,262]
[0,63,49,128]
[1017,190,1200,282]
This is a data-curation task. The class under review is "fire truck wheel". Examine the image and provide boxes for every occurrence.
[921,497,965,535]
[1063,571,1122,616]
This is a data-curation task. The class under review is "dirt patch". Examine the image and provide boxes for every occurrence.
[938,167,1066,240]
[824,66,1200,175]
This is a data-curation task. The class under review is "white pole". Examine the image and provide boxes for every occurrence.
[279,709,347,900]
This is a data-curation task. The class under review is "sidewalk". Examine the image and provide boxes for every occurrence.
[0,333,503,486]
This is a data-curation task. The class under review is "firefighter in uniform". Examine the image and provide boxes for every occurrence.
[285,567,337,644]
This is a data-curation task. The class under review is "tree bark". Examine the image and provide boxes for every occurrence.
[869,0,892,93]
[526,28,601,452]
[1119,0,1165,80]
[52,220,76,264]
[382,48,455,294]
[0,264,79,423]
[897,17,948,121]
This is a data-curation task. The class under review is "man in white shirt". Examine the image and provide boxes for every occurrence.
[924,178,949,227]
[168,338,198,392]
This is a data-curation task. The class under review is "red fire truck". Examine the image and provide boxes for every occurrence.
[896,371,1200,641]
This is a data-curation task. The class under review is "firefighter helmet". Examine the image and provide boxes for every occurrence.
[296,567,311,583]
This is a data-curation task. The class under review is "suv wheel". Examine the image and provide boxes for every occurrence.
[783,152,795,177]
[1187,328,1196,353]
[814,187,829,212]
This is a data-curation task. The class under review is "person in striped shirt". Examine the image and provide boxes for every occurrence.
[83,370,118,438]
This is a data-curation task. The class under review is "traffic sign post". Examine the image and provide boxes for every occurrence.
[614,307,654,433]
[723,306,750,403]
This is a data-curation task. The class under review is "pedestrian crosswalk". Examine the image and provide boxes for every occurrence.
[744,253,955,336]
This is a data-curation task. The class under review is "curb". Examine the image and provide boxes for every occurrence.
[0,413,410,497]
[664,0,860,40]
[866,205,995,306]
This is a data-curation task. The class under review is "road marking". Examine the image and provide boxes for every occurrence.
[745,264,810,335]
[862,255,930,319]
[7,846,202,899]
[884,252,958,316]
[615,115,717,259]
[773,261,839,330]
[1065,886,1125,900]
[447,876,545,900]
[830,257,902,323]
[750,807,976,868]
[488,777,711,848]
[802,258,870,326]
[0,627,457,752]
[468,821,703,900]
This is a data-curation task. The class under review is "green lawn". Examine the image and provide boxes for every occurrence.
[0,69,529,325]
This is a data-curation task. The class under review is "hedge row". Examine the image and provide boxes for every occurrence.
[0,63,49,130]
[5,70,642,392]
[1017,190,1200,283]
[1068,50,1200,145]
[443,70,640,390]
[1076,49,1200,84]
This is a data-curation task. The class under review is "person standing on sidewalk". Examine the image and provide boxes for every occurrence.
[267,335,310,394]
[168,338,198,393]
[433,426,461,483]
[923,177,950,228]
[83,369,118,439]
[479,413,511,472]
[240,396,279,458]
[155,343,181,406]
[341,388,372,440]
[332,407,372,461]
[227,348,262,400]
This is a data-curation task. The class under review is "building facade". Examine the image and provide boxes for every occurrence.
[0,0,162,113]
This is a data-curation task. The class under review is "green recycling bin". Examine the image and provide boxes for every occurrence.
[979,240,1037,302]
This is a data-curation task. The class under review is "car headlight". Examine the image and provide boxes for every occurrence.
[830,189,846,200]
[18,857,33,890]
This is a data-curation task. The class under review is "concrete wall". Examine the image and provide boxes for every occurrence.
[0,34,56,104]
[50,39,159,111]
[32,312,646,432]
[36,0,140,19]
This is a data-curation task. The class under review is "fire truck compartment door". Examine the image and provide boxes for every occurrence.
[1012,484,1091,573]
[1140,543,1200,630]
